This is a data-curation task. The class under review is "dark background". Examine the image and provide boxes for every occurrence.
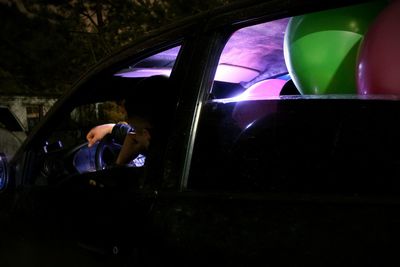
[0,0,234,97]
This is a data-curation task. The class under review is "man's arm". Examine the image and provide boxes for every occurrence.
[86,123,115,147]
[86,123,133,147]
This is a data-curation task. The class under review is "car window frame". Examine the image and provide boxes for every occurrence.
[178,3,298,190]
[9,37,192,189]
[181,0,383,191]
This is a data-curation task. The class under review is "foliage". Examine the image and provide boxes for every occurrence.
[0,0,233,95]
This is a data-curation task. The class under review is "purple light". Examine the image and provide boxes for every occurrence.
[214,64,259,83]
[215,18,290,83]
[215,79,286,129]
[114,68,172,78]
[239,79,287,98]
[219,78,286,102]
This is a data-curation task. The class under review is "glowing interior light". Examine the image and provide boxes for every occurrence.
[214,64,259,83]
[229,78,287,102]
[114,68,172,78]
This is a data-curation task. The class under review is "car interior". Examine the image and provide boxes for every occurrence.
[188,1,400,194]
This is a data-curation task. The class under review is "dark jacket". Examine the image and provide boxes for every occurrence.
[111,123,133,144]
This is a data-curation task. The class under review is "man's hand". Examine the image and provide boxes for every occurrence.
[86,123,116,147]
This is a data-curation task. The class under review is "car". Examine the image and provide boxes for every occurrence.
[0,105,26,159]
[1,0,399,266]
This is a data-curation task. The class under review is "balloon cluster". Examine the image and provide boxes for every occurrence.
[284,1,399,95]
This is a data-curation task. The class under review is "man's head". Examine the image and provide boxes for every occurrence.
[123,75,176,130]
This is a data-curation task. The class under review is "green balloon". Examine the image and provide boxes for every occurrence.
[284,1,387,95]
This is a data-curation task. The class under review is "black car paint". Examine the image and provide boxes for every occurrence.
[1,0,398,266]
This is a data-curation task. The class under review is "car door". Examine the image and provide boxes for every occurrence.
[0,30,190,266]
[145,1,400,266]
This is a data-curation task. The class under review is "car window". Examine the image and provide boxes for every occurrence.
[114,46,180,78]
[44,100,126,150]
[188,1,400,195]
[33,45,181,186]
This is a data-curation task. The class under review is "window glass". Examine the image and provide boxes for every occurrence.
[34,45,181,186]
[44,100,125,156]
[214,18,289,85]
[189,2,400,195]
[45,45,182,152]
[70,101,127,129]
[114,46,181,78]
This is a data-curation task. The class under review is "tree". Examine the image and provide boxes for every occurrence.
[0,0,233,95]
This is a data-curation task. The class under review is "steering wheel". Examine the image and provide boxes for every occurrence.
[72,134,145,174]
[95,134,122,171]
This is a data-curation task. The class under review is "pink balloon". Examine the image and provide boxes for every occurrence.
[232,79,286,129]
[357,0,400,95]
[240,79,287,99]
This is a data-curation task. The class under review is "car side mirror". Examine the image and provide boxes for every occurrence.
[0,153,9,191]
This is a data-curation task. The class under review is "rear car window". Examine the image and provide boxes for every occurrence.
[188,1,400,195]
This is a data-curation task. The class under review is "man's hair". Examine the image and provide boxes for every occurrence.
[124,75,176,128]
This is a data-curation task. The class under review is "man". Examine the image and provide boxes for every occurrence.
[86,75,175,166]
